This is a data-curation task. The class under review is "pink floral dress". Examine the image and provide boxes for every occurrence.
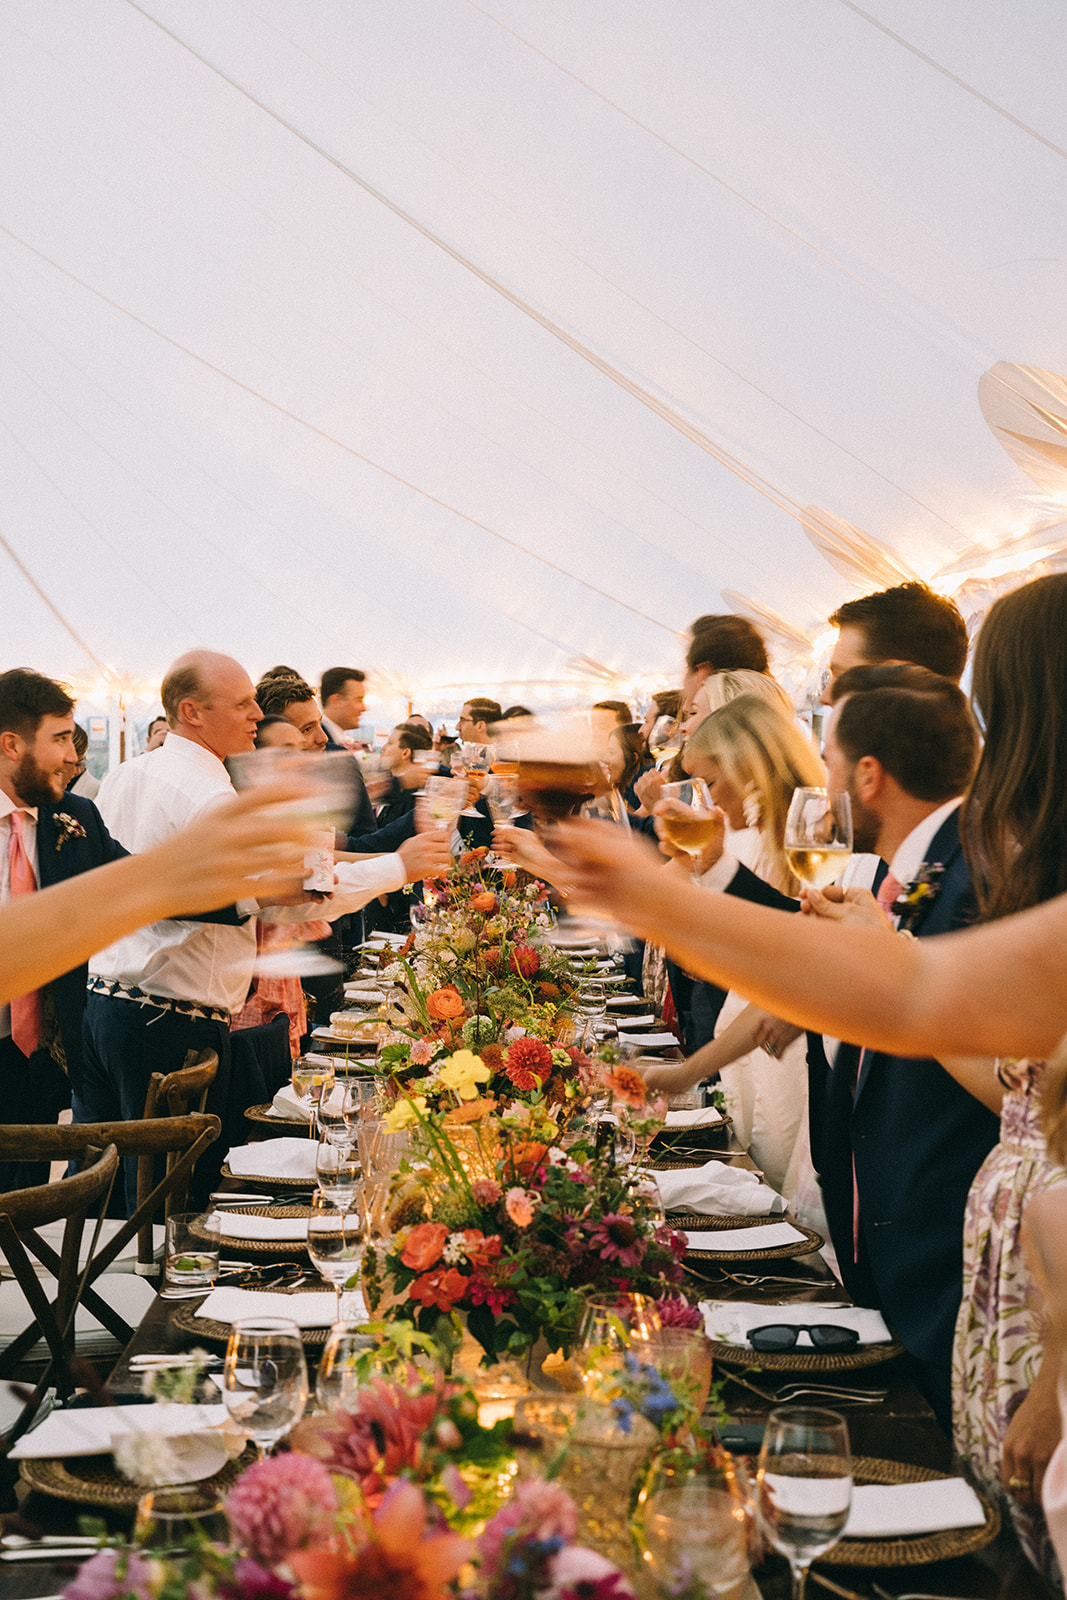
[952,1059,1067,1586]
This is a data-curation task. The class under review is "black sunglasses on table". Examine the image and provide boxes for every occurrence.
[747,1322,860,1352]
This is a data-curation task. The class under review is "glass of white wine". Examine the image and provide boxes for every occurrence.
[659,779,718,877]
[784,788,853,890]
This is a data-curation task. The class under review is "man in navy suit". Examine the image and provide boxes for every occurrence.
[815,664,1000,1426]
[0,669,127,1189]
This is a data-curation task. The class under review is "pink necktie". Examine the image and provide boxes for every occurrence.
[876,870,904,920]
[8,811,43,1056]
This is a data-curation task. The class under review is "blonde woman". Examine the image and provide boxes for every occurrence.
[657,695,826,1213]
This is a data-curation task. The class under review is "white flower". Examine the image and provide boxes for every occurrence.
[442,1232,468,1264]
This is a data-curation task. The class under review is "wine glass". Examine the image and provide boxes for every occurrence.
[784,789,853,890]
[318,1079,362,1147]
[643,1483,750,1600]
[659,778,718,877]
[420,774,468,829]
[307,1191,365,1318]
[316,1319,375,1411]
[225,748,360,977]
[291,1054,335,1136]
[221,1317,308,1459]
[484,773,519,824]
[648,712,682,768]
[756,1406,852,1600]
[315,1136,361,1214]
[575,1293,662,1395]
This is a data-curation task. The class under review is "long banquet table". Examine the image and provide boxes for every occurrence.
[1,1128,1058,1600]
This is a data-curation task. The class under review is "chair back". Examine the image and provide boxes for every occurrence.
[137,1049,219,1256]
[0,1115,219,1368]
[0,1142,119,1448]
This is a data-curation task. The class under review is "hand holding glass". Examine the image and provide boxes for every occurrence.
[784,789,853,889]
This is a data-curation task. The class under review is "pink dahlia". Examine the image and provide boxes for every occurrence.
[478,1479,579,1581]
[655,1294,703,1330]
[225,1453,338,1565]
[548,1546,636,1600]
[291,1372,457,1505]
[66,1549,158,1600]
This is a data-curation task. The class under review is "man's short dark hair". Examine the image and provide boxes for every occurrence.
[320,667,365,703]
[831,664,979,802]
[500,705,533,720]
[466,698,502,727]
[71,723,89,760]
[686,615,769,675]
[651,690,682,719]
[829,582,968,682]
[255,714,297,746]
[0,669,75,739]
[593,699,633,726]
[395,721,433,754]
[255,671,315,718]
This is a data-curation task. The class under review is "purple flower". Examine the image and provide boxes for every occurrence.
[225,1453,338,1565]
[64,1549,157,1600]
[219,1559,296,1600]
[478,1480,578,1583]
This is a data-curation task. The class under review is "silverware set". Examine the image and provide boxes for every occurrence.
[722,1369,887,1406]
[1,1535,101,1563]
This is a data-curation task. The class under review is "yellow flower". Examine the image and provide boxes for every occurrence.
[437,1049,492,1101]
[384,1095,428,1131]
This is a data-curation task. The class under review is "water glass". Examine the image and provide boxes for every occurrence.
[307,1191,365,1316]
[575,1292,661,1394]
[643,1484,750,1600]
[316,1136,361,1213]
[133,1485,228,1551]
[221,1318,308,1458]
[164,1211,220,1291]
[757,1406,852,1600]
[318,1080,362,1147]
[316,1320,376,1411]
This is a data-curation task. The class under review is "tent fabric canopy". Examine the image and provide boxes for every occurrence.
[3,0,1067,708]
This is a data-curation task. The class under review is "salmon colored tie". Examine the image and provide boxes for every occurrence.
[8,810,43,1056]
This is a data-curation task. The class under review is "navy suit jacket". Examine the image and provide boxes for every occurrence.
[323,738,378,839]
[822,811,999,1373]
[34,793,128,1088]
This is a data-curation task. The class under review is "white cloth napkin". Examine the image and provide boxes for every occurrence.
[10,1402,228,1460]
[226,1139,319,1181]
[700,1299,893,1347]
[664,1106,724,1129]
[620,1030,680,1047]
[614,1013,657,1027]
[686,1222,805,1253]
[343,986,387,1001]
[843,1478,986,1537]
[656,1160,783,1215]
[196,1287,360,1329]
[269,1084,311,1122]
[208,1210,309,1242]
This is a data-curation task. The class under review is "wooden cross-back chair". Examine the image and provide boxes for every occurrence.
[0,1111,220,1374]
[135,1047,218,1267]
[0,1141,119,1450]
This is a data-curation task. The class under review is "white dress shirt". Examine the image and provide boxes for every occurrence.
[1,793,39,1040]
[89,734,405,1013]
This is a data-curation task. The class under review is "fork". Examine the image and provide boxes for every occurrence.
[774,1383,886,1405]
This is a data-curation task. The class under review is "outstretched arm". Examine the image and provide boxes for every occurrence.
[553,818,1067,1060]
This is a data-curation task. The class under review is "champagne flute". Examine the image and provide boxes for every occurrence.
[659,779,719,877]
[784,789,853,890]
[221,1317,308,1459]
[315,1135,361,1215]
[307,1190,365,1318]
[756,1406,852,1600]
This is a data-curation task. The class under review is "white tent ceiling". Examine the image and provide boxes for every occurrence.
[3,0,1067,712]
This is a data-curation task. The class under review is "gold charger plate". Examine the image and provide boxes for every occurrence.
[19,1445,255,1510]
[683,1218,823,1264]
[821,1455,999,1567]
[243,1102,308,1129]
[220,1160,315,1191]
[708,1335,905,1372]
[196,1205,321,1257]
[173,1288,332,1348]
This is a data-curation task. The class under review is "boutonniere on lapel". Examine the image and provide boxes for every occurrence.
[53,812,87,851]
[891,862,945,933]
